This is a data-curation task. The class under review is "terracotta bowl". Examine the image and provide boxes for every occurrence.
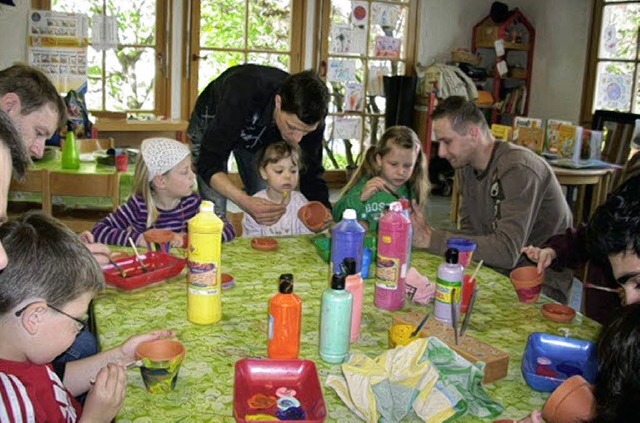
[221,273,236,290]
[143,229,174,244]
[251,237,278,252]
[542,375,595,423]
[541,303,576,323]
[510,266,544,303]
[298,201,331,231]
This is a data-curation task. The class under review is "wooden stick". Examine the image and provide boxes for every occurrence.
[470,260,484,281]
[584,283,621,293]
[128,237,149,272]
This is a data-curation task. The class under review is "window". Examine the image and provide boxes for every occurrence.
[51,0,169,116]
[184,0,306,116]
[582,0,640,121]
[318,0,418,170]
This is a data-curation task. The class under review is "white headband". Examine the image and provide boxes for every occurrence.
[141,138,190,181]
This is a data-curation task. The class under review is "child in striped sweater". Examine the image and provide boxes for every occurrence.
[91,138,235,246]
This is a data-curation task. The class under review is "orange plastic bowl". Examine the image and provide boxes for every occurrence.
[251,237,278,252]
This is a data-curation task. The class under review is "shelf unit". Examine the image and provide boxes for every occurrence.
[472,9,535,125]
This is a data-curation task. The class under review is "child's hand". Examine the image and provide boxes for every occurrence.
[360,177,391,202]
[521,246,556,274]
[117,330,176,363]
[171,232,184,248]
[82,362,126,422]
[78,231,112,266]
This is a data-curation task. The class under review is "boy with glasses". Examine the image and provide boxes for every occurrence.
[0,211,174,421]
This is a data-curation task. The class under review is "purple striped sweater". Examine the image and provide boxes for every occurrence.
[91,193,236,246]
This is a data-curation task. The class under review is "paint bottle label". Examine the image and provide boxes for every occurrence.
[375,254,399,289]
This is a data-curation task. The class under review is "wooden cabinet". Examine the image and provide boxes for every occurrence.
[472,9,535,125]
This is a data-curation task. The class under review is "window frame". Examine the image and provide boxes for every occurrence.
[38,0,171,117]
[181,0,308,119]
[580,0,640,124]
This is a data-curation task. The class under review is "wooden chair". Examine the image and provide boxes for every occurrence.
[7,169,51,218]
[592,110,640,187]
[48,172,120,233]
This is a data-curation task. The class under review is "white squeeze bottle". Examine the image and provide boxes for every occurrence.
[434,248,463,324]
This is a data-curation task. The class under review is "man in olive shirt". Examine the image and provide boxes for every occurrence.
[412,96,574,303]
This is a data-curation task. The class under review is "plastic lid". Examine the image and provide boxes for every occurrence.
[343,209,357,220]
[447,238,477,252]
[200,200,214,213]
[342,258,357,276]
[331,273,346,290]
[445,248,459,264]
[388,202,402,213]
[399,198,410,209]
[278,273,294,294]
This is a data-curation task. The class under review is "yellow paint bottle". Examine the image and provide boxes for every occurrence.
[187,200,223,324]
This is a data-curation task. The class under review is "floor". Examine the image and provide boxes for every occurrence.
[230,190,584,310]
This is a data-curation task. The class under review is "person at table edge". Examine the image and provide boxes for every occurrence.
[410,96,574,304]
[188,64,331,226]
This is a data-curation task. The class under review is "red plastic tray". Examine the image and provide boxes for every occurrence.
[103,251,186,290]
[234,358,326,423]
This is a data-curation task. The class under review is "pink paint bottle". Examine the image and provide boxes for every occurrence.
[342,257,364,343]
[374,202,410,311]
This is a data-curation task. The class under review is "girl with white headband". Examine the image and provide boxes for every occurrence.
[91,138,235,246]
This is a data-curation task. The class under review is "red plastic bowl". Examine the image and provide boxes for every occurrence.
[234,358,326,423]
[103,252,186,290]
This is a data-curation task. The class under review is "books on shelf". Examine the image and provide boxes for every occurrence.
[556,124,583,163]
[581,129,603,161]
[513,117,545,153]
[491,124,513,142]
[545,119,572,154]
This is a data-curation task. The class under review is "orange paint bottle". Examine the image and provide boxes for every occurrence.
[267,274,302,359]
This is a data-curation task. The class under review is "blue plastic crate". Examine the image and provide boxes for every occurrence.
[521,332,597,392]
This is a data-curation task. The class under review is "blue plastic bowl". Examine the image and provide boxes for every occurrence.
[521,332,597,392]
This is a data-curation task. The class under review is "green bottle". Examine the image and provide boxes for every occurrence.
[61,124,80,169]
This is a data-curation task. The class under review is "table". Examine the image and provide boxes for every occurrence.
[551,166,617,224]
[93,237,601,422]
[8,149,134,207]
[450,165,618,226]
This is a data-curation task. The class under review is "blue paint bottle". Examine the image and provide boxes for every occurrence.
[331,209,366,275]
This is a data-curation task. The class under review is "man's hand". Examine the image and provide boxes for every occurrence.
[81,363,126,423]
[409,199,432,249]
[521,246,557,274]
[245,197,286,226]
[79,231,112,266]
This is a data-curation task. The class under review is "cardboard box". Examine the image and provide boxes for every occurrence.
[392,310,510,383]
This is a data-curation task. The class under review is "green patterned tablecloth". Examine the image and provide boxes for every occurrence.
[93,237,601,422]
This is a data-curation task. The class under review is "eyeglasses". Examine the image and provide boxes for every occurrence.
[15,302,87,333]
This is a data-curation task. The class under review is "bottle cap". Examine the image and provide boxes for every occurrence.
[343,209,357,220]
[342,258,357,275]
[388,202,402,213]
[331,273,346,290]
[200,200,214,213]
[279,274,294,293]
[445,248,459,264]
[399,198,410,210]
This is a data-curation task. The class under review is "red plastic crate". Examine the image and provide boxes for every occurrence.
[103,252,186,290]
[234,358,327,423]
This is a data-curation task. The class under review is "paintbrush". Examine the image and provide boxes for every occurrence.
[410,313,430,338]
[108,256,127,278]
[126,360,143,369]
[383,183,401,199]
[470,260,483,281]
[583,283,621,293]
[128,237,149,273]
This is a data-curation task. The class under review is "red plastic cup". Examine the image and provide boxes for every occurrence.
[115,153,128,171]
[461,274,476,313]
